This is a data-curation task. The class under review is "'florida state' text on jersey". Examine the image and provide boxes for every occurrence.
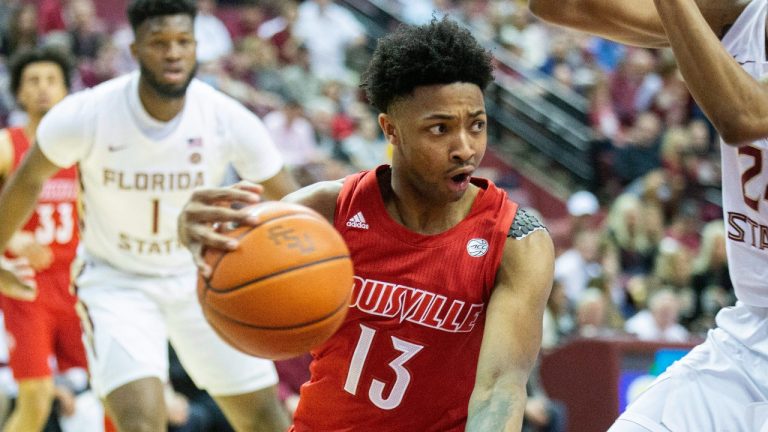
[721,0,768,307]
[292,165,517,431]
[36,72,283,276]
[5,127,78,272]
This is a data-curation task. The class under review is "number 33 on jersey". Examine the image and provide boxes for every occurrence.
[3,127,79,266]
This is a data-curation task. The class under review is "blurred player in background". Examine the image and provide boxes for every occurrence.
[0,46,103,432]
[180,18,554,432]
[0,0,297,431]
[530,0,768,430]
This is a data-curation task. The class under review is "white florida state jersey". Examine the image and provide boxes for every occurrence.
[720,0,768,307]
[37,72,283,276]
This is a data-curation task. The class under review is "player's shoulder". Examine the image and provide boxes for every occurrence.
[500,208,554,273]
[187,79,235,105]
[284,179,345,223]
[76,73,133,101]
[507,208,547,240]
[187,79,256,118]
[48,74,130,119]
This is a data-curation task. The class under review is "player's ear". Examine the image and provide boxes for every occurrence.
[378,113,400,146]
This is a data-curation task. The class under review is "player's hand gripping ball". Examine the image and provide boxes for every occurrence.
[197,202,354,360]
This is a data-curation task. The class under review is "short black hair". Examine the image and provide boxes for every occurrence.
[9,46,72,98]
[127,0,197,32]
[361,17,494,113]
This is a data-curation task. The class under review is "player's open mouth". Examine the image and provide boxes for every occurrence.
[451,173,469,183]
[448,172,471,192]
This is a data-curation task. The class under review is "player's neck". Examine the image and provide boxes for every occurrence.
[22,115,42,142]
[382,171,478,235]
[137,80,186,122]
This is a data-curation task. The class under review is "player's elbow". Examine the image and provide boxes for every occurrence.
[716,117,768,146]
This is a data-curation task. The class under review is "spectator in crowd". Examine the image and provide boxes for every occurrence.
[603,193,658,278]
[690,220,733,333]
[263,97,323,171]
[1,4,39,57]
[625,289,690,342]
[587,71,621,141]
[574,288,612,338]
[650,237,695,324]
[609,49,656,127]
[340,106,388,170]
[293,0,366,80]
[257,0,300,65]
[565,189,600,236]
[278,43,322,105]
[554,229,602,305]
[78,38,121,87]
[66,0,106,60]
[37,0,65,35]
[497,5,550,68]
[0,0,17,30]
[612,112,663,185]
[194,0,232,64]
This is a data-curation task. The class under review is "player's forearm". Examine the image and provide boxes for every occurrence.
[466,377,527,432]
[529,0,669,48]
[0,174,44,252]
[655,0,768,144]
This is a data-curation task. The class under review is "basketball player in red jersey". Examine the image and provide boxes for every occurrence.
[0,47,94,432]
[180,18,555,431]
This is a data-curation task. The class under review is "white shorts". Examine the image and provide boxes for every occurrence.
[75,257,278,398]
[609,303,768,432]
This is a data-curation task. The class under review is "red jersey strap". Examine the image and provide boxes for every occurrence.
[335,168,367,224]
[483,184,516,294]
[7,127,30,169]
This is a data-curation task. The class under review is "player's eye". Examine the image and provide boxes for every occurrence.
[470,120,486,133]
[429,124,447,135]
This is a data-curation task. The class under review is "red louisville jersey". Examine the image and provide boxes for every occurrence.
[6,127,79,272]
[292,165,517,431]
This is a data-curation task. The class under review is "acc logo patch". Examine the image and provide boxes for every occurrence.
[466,238,489,257]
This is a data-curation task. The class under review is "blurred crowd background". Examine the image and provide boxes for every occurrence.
[0,0,734,430]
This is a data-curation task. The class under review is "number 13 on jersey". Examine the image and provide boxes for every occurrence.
[344,324,424,410]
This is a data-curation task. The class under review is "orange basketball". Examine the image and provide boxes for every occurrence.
[197,201,354,360]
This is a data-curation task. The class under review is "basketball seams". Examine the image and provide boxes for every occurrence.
[197,202,353,360]
[202,211,325,292]
[202,294,349,330]
[207,255,351,293]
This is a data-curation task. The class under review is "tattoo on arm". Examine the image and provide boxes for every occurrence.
[466,385,526,431]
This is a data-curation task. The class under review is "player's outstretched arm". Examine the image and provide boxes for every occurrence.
[528,0,668,48]
[0,143,60,299]
[467,229,554,431]
[654,0,768,145]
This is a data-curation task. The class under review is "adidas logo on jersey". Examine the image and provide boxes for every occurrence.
[346,211,369,229]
